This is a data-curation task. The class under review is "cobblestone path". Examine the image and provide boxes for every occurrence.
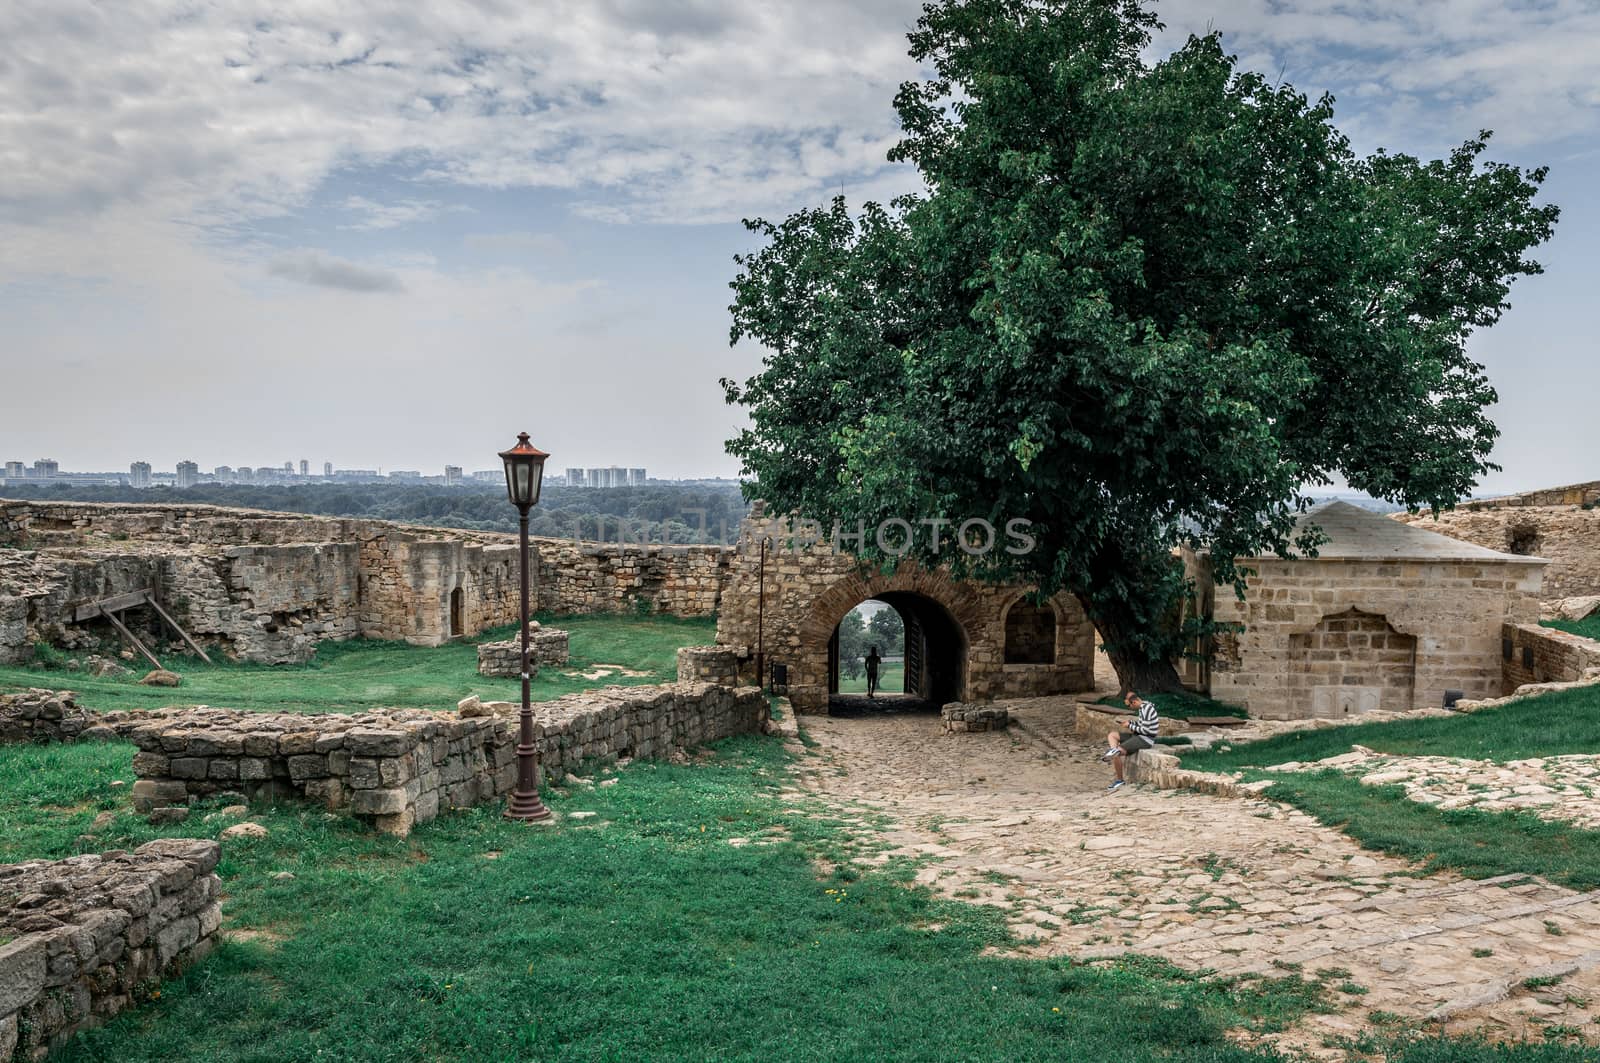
[789,696,1600,1054]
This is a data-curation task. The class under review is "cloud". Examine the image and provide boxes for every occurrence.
[461,231,568,256]
[339,196,466,230]
[266,250,405,292]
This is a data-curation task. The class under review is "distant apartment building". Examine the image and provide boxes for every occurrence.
[213,465,234,482]
[129,462,152,488]
[444,465,463,486]
[323,461,333,478]
[470,470,499,483]
[175,461,200,489]
[236,467,254,483]
[390,470,421,480]
[4,461,24,480]
[299,459,310,477]
[629,468,647,486]
[33,459,59,478]
[565,467,586,488]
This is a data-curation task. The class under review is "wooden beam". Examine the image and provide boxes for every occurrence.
[72,589,154,623]
[100,608,163,672]
[145,595,213,664]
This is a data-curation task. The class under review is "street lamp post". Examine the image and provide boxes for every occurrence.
[500,432,552,822]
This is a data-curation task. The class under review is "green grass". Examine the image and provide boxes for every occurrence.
[1094,689,1247,720]
[1183,683,1600,774]
[1543,615,1600,642]
[8,738,1343,1063]
[835,660,906,695]
[0,612,716,715]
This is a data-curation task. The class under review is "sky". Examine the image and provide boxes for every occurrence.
[1,0,1597,490]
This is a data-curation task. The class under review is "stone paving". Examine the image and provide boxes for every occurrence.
[1264,748,1600,830]
[788,695,1600,1055]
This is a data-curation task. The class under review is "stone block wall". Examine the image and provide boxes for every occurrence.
[713,514,1096,714]
[1208,557,1545,719]
[1396,497,1600,600]
[531,539,730,617]
[477,629,570,677]
[1501,623,1600,692]
[676,646,742,686]
[120,683,768,835]
[0,839,221,1062]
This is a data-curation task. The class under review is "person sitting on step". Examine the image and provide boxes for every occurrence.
[1100,690,1159,792]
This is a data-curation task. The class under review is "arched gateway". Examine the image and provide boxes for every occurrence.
[711,516,1096,714]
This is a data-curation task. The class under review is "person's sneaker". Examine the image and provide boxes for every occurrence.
[1098,747,1120,762]
[1106,779,1125,793]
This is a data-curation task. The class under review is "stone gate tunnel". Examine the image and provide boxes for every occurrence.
[711,516,1098,714]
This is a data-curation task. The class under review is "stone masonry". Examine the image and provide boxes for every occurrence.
[1395,481,1600,600]
[1196,501,1545,719]
[1502,622,1600,691]
[713,512,1096,714]
[476,626,570,677]
[675,646,742,687]
[112,682,767,835]
[0,839,221,1062]
[0,499,730,666]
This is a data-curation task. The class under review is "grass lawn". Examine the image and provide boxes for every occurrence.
[1181,685,1600,892]
[0,612,716,715]
[4,738,1585,1062]
[1544,615,1600,642]
[836,660,906,695]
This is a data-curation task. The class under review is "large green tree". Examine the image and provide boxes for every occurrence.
[724,0,1558,692]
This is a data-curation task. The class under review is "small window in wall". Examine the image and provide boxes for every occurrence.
[450,587,464,638]
[1004,600,1056,664]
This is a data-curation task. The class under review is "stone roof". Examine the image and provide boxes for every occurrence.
[1250,500,1546,564]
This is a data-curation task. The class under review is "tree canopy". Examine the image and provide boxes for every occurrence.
[723,0,1558,690]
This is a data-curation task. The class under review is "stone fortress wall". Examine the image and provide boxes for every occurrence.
[711,513,1097,714]
[0,500,731,666]
[1393,480,1600,601]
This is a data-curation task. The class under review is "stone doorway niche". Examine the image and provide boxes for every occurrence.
[1287,608,1417,717]
[449,586,464,639]
[1003,598,1057,664]
[827,592,966,710]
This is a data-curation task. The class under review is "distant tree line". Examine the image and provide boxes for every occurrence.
[0,482,752,544]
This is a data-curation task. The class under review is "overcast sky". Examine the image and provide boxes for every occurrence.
[2,0,1596,491]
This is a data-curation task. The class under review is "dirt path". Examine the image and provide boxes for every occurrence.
[789,696,1600,1054]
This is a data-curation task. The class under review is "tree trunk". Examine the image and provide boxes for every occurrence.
[1077,593,1186,696]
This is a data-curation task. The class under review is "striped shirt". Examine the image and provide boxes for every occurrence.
[1127,699,1159,739]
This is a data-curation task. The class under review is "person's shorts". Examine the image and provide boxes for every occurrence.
[1117,732,1155,755]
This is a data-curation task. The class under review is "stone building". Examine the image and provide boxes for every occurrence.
[1393,480,1600,601]
[1195,501,1546,719]
[711,515,1096,714]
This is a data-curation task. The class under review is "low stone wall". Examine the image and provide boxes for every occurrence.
[123,683,769,835]
[1073,700,1187,739]
[0,690,189,746]
[476,629,570,677]
[676,645,742,686]
[0,839,221,1061]
[533,539,730,617]
[1501,622,1600,692]
[941,703,1009,733]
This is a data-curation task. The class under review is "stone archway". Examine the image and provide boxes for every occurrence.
[825,591,968,708]
[1286,608,1417,717]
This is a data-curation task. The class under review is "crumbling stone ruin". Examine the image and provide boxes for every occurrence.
[0,500,729,666]
[0,839,221,1062]
[476,623,570,677]
[0,683,769,837]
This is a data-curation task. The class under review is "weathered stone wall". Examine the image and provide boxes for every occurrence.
[477,628,570,677]
[531,539,730,617]
[1502,623,1600,692]
[0,500,730,665]
[1395,491,1600,600]
[1207,557,1545,719]
[713,515,1096,714]
[0,839,221,1062]
[115,683,767,835]
[676,646,742,686]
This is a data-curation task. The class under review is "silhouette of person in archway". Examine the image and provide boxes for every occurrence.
[865,645,882,698]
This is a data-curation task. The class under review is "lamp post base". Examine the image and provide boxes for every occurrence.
[504,789,553,821]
